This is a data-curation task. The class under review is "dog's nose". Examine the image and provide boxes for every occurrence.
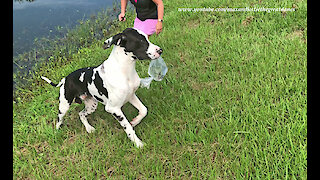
[157,48,163,55]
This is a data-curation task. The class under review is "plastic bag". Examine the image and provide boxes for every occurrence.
[140,56,168,89]
[140,77,153,89]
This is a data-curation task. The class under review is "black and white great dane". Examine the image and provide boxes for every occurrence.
[41,28,163,148]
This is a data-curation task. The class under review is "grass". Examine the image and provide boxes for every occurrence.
[13,0,307,179]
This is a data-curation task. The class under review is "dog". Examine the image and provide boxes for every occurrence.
[41,28,163,148]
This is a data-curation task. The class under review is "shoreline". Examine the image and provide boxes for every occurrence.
[13,6,123,92]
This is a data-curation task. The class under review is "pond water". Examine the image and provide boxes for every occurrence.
[13,0,115,56]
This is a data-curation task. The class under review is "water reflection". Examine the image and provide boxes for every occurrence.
[13,0,114,55]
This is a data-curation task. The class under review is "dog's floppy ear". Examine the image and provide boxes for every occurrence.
[103,33,127,49]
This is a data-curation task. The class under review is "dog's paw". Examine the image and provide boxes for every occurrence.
[136,141,145,149]
[130,120,138,127]
[86,126,96,133]
[56,121,63,129]
[130,118,142,127]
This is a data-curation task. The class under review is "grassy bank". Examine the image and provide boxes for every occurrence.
[13,0,307,179]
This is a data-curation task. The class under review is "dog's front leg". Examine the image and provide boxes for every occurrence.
[129,94,147,127]
[106,106,144,148]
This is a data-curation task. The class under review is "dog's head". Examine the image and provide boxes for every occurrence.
[103,28,163,60]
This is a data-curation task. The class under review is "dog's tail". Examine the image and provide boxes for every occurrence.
[41,76,64,87]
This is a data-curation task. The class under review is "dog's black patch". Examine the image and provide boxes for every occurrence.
[74,97,82,104]
[112,113,123,121]
[131,56,137,60]
[93,72,109,98]
[93,95,103,102]
[120,28,150,60]
[83,67,95,84]
[61,65,110,106]
[63,67,96,105]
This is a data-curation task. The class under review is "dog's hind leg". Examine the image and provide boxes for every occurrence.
[57,102,69,129]
[56,85,70,129]
[79,96,98,133]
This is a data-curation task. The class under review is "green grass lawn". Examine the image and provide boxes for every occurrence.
[13,0,307,179]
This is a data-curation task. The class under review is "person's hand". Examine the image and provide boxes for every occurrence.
[118,12,126,21]
[156,21,163,35]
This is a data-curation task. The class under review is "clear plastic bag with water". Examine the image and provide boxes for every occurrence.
[140,56,168,89]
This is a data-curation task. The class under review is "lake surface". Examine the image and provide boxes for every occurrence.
[13,0,115,56]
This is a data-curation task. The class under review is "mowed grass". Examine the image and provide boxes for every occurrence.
[13,0,307,179]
